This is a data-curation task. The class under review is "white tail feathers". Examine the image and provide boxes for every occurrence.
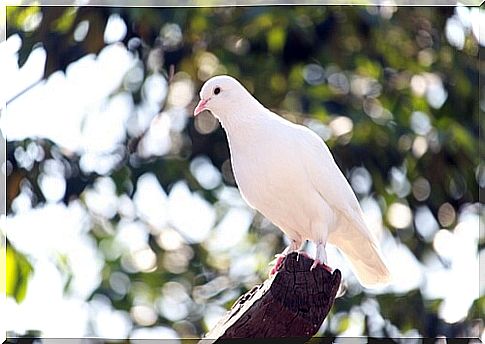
[330,215,391,288]
[338,238,391,288]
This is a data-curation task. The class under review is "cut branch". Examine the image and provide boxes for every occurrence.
[201,252,342,343]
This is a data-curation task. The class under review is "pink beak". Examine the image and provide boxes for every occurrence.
[194,98,209,116]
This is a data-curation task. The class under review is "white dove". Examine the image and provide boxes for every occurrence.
[194,75,391,287]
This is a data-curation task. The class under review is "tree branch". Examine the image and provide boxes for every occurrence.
[202,252,342,343]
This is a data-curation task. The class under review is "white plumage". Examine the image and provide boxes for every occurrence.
[194,75,391,287]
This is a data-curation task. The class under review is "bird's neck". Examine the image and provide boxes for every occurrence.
[216,100,267,136]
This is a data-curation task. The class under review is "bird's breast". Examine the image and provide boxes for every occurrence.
[228,132,322,235]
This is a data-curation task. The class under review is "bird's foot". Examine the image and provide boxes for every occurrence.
[297,250,311,261]
[269,239,302,277]
[269,254,286,277]
[310,258,333,273]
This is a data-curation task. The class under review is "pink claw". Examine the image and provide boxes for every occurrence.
[310,259,333,273]
[269,254,286,277]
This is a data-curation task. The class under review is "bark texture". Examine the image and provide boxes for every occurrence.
[201,252,342,343]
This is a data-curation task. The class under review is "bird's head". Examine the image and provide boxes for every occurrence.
[193,75,259,121]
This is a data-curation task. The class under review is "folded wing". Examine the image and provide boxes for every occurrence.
[296,126,391,287]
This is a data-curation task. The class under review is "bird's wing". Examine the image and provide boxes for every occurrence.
[294,124,391,286]
[294,124,363,219]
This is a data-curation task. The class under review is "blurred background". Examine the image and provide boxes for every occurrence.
[2,4,484,341]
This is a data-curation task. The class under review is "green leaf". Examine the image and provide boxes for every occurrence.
[51,8,77,33]
[6,244,33,303]
[338,314,350,333]
[267,26,286,54]
[0,241,5,295]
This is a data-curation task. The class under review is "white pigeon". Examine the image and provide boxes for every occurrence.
[194,75,391,287]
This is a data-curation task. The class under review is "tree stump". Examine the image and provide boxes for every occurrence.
[201,252,342,343]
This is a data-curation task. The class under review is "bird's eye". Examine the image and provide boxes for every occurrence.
[214,87,221,95]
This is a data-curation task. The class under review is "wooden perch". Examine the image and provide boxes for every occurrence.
[201,252,342,343]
